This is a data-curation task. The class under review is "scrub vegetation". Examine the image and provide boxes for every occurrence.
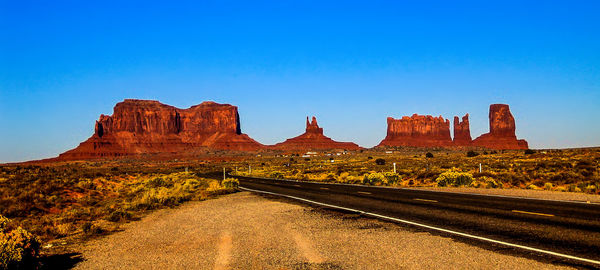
[0,147,598,267]
[234,147,600,192]
[0,162,238,266]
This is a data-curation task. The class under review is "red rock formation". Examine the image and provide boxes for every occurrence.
[453,114,472,146]
[377,114,452,147]
[472,104,528,149]
[271,116,361,151]
[58,99,263,159]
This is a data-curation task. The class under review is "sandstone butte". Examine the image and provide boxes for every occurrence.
[58,99,263,160]
[270,116,362,151]
[378,114,453,147]
[377,104,528,150]
[471,104,529,150]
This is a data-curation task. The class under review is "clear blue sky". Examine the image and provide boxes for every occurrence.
[1,1,599,162]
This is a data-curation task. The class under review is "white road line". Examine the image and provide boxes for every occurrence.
[320,187,329,190]
[414,198,438,203]
[357,191,372,195]
[239,186,600,266]
[293,184,301,187]
[512,210,555,217]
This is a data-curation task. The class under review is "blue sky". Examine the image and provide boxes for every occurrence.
[1,1,599,162]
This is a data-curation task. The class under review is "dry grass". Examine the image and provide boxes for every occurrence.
[0,163,237,252]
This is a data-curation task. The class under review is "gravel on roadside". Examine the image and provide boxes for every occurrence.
[73,192,575,270]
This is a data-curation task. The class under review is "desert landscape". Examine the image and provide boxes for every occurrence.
[2,1,599,269]
[1,98,599,269]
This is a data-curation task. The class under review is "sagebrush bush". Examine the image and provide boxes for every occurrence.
[383,172,400,184]
[222,178,239,189]
[0,215,41,269]
[482,176,500,189]
[363,173,386,185]
[269,171,284,179]
[436,170,473,187]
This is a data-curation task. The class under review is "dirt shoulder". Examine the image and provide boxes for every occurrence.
[413,186,600,203]
[72,192,574,269]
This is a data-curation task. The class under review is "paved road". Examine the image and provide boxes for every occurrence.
[236,175,600,267]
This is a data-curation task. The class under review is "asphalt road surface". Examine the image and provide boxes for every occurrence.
[236,175,600,268]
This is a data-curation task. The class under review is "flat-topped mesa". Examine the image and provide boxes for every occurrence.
[378,114,453,147]
[472,104,528,149]
[271,116,361,151]
[453,114,472,146]
[58,99,263,160]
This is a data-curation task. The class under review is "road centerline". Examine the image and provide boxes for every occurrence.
[414,198,438,203]
[357,191,372,195]
[512,210,555,217]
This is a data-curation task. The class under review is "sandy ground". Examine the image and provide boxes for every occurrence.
[415,186,600,203]
[74,192,574,270]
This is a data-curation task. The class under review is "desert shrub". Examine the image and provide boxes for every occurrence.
[524,149,535,155]
[574,160,596,177]
[106,210,132,222]
[363,173,385,185]
[585,185,597,194]
[383,172,400,184]
[270,171,284,179]
[222,178,239,189]
[550,171,583,184]
[496,172,530,187]
[483,177,500,189]
[81,221,103,236]
[337,172,350,183]
[527,184,540,190]
[375,158,386,165]
[466,151,479,157]
[436,170,473,187]
[146,176,174,188]
[77,179,96,190]
[470,181,482,188]
[425,152,434,158]
[0,215,41,269]
[568,185,581,192]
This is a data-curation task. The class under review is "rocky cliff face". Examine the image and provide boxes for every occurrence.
[271,116,361,151]
[472,104,528,149]
[378,105,528,149]
[377,114,453,147]
[453,114,472,145]
[59,99,263,159]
